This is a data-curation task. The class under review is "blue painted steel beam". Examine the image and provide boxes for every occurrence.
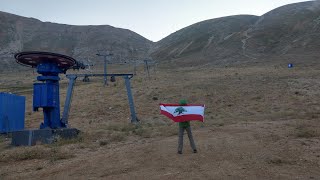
[61,75,78,126]
[124,76,138,123]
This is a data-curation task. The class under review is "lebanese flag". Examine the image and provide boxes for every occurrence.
[160,103,205,122]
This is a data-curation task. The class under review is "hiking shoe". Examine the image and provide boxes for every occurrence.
[178,151,182,154]
[193,149,197,153]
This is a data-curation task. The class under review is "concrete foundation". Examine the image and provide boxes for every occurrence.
[11,128,80,146]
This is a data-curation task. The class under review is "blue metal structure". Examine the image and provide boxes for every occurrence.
[0,93,25,133]
[11,51,139,146]
[10,51,84,146]
[61,75,77,125]
[15,51,78,129]
[124,76,137,123]
[66,73,138,123]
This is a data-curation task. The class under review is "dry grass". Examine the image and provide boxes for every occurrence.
[0,146,74,163]
[0,136,4,143]
[1,63,320,179]
[51,133,85,146]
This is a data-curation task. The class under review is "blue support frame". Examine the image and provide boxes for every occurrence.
[124,76,138,123]
[61,75,77,126]
[65,73,138,123]
[13,51,82,146]
[33,63,66,129]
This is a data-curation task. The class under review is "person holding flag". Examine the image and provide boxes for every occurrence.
[160,99,205,154]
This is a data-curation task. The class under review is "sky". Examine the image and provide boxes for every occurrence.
[0,0,310,42]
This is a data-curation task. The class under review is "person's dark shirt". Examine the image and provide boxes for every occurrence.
[179,121,190,128]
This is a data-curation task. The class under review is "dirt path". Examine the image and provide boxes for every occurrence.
[2,119,319,179]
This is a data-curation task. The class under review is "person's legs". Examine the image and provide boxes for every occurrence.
[178,126,184,154]
[186,126,197,153]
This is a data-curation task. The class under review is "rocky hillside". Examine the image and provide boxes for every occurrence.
[0,11,153,72]
[244,1,320,58]
[151,15,259,65]
[1,1,319,71]
[151,1,320,66]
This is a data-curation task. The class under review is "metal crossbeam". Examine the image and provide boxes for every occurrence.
[64,73,138,123]
[66,73,133,78]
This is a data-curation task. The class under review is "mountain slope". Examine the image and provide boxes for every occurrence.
[0,11,153,72]
[245,1,320,57]
[152,15,258,64]
[152,1,320,66]
[1,1,319,71]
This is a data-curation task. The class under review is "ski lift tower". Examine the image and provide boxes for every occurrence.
[12,51,83,146]
[96,50,113,86]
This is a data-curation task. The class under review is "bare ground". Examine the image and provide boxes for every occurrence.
[0,62,320,179]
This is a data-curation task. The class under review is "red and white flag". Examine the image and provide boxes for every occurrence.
[160,103,205,122]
